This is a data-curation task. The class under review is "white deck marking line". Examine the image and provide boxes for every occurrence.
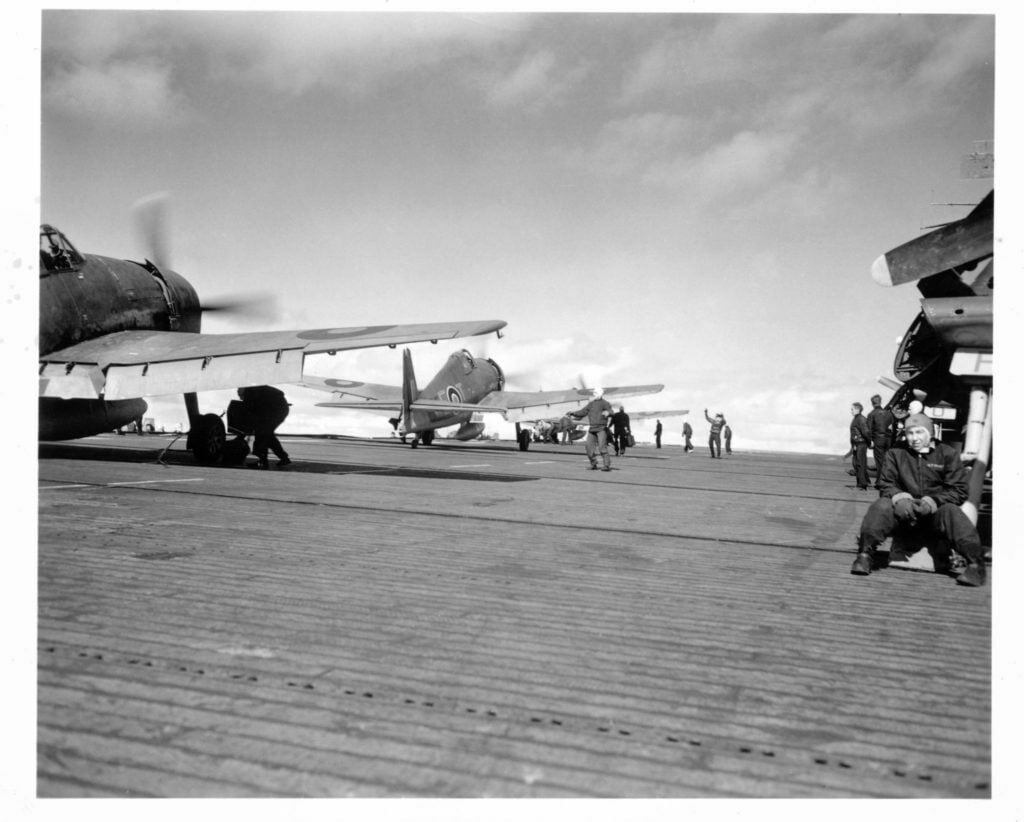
[42,478,206,490]
[451,464,492,469]
[524,460,555,465]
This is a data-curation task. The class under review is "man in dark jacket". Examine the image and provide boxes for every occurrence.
[849,402,871,489]
[654,420,662,449]
[611,406,631,456]
[850,412,985,587]
[866,394,895,489]
[238,385,292,469]
[569,389,614,471]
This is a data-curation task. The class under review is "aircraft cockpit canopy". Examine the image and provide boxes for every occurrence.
[454,349,476,374]
[39,225,84,273]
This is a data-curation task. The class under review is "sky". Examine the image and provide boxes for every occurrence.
[19,4,1008,454]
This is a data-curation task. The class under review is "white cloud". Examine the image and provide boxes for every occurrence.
[643,128,802,195]
[483,49,589,111]
[44,59,192,127]
[911,16,994,92]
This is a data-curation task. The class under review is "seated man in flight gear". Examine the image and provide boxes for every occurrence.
[850,412,986,587]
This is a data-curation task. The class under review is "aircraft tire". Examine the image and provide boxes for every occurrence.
[518,431,530,451]
[422,430,435,446]
[190,413,226,464]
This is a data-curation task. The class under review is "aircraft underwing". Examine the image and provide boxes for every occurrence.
[40,321,508,401]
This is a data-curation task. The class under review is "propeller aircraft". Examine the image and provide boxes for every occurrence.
[870,188,993,524]
[303,347,665,450]
[526,407,690,445]
[38,213,506,463]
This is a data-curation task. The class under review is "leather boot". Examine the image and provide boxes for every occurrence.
[956,559,987,587]
[850,552,873,575]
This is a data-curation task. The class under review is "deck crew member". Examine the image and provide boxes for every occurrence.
[849,402,871,490]
[704,409,725,459]
[611,405,631,457]
[867,394,895,489]
[569,389,614,471]
[682,420,694,452]
[654,420,663,449]
[850,412,986,587]
[238,385,292,470]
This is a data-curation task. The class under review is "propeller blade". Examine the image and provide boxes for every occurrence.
[133,191,173,273]
[200,292,281,322]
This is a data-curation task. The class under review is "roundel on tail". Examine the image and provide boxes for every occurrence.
[446,386,463,403]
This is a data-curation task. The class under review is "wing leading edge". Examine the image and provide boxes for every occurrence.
[308,381,665,422]
[39,320,506,400]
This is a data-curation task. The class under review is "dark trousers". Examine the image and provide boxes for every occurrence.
[655,434,661,448]
[683,435,693,452]
[615,432,629,455]
[724,437,732,454]
[585,427,611,468]
[851,441,869,488]
[871,441,890,488]
[859,497,982,560]
[708,434,721,458]
[253,409,289,462]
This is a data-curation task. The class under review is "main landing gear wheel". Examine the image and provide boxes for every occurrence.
[518,430,531,451]
[421,430,435,446]
[188,413,226,464]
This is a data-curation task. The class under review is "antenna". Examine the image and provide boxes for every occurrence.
[960,140,993,179]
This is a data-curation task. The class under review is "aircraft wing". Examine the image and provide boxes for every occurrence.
[871,191,992,287]
[622,409,690,421]
[477,383,664,423]
[307,379,664,420]
[38,320,506,400]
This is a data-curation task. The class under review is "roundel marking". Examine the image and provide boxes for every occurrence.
[446,385,463,403]
[297,325,394,341]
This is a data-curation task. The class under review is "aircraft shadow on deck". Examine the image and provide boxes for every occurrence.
[38,441,539,484]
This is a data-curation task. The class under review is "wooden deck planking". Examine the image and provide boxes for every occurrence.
[37,436,991,797]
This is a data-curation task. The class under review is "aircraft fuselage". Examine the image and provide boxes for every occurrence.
[39,224,203,439]
[406,350,504,435]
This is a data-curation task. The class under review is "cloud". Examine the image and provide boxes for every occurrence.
[44,59,193,127]
[645,128,801,193]
[910,16,994,92]
[619,15,803,104]
[42,10,540,118]
[194,12,537,96]
[482,49,589,111]
[582,112,696,175]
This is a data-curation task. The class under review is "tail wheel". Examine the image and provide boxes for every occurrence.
[189,413,226,464]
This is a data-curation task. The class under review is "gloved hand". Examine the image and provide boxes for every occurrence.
[893,496,917,524]
[914,496,938,517]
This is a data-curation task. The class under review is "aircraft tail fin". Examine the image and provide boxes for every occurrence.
[401,348,418,431]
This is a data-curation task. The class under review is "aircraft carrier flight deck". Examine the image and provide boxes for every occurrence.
[37,434,992,798]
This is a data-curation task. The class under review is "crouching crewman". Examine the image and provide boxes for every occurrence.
[850,411,986,587]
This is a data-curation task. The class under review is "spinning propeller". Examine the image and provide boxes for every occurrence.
[133,192,278,321]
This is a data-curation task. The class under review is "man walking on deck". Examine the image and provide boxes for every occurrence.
[569,389,614,471]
